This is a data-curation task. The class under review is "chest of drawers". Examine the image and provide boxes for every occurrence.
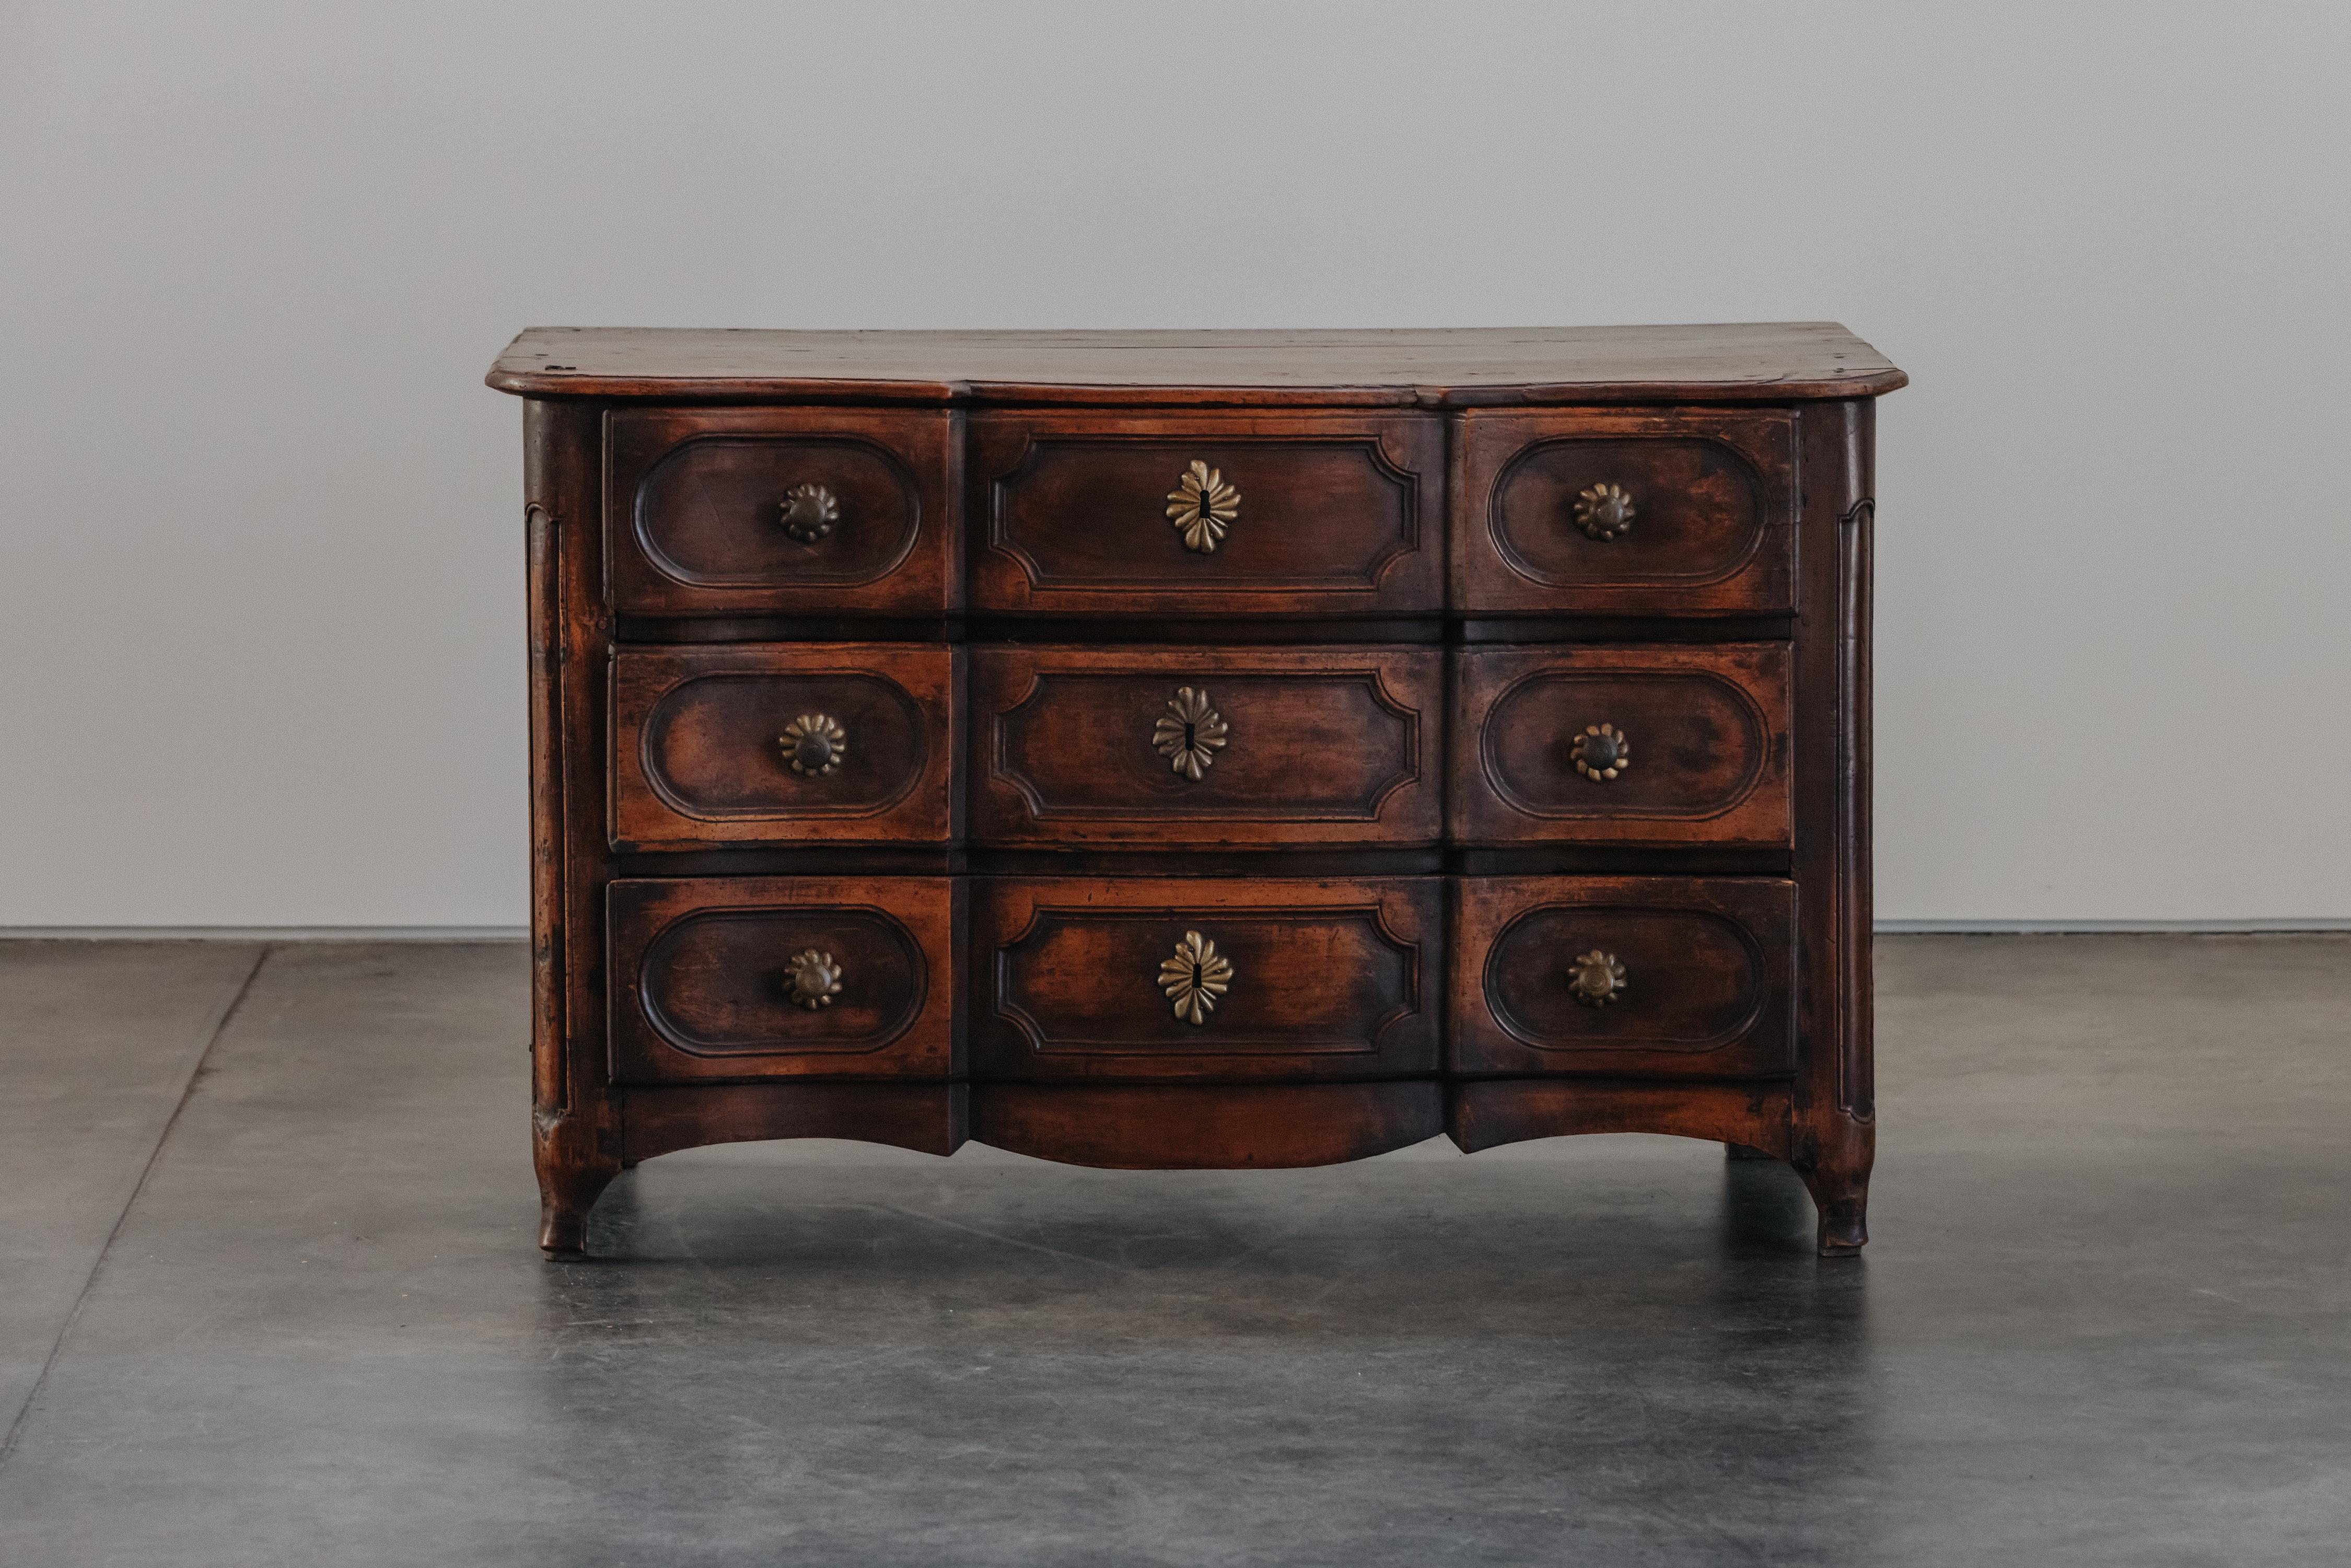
[487,325,1904,1259]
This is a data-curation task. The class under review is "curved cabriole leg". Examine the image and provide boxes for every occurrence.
[535,1114,621,1257]
[1794,1148,1871,1257]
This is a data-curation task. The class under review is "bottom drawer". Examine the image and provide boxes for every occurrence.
[972,878,1441,1081]
[608,877,961,1084]
[1451,876,1796,1078]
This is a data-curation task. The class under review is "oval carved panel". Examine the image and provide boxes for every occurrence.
[602,408,953,619]
[606,876,960,1086]
[642,673,924,818]
[634,435,919,588]
[1484,907,1764,1052]
[639,907,925,1056]
[1454,409,1797,615]
[1491,436,1766,588]
[1451,877,1797,1079]
[610,644,955,850]
[1451,644,1792,847]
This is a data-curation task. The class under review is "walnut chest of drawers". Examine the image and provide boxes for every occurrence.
[486,324,1905,1258]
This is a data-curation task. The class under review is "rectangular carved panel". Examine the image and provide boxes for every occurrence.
[1451,876,1797,1078]
[968,411,1442,616]
[608,877,962,1085]
[610,643,958,850]
[1451,643,1793,847]
[1454,409,1797,615]
[970,645,1439,847]
[972,878,1440,1081]
[605,407,956,617]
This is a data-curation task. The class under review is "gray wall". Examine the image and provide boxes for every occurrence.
[3,2,2345,928]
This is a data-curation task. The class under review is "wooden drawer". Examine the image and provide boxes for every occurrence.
[610,644,957,850]
[970,645,1439,847]
[605,408,955,617]
[607,877,961,1084]
[1454,409,1798,614]
[1451,644,1791,847]
[973,878,1440,1081]
[968,411,1442,617]
[1452,877,1796,1078]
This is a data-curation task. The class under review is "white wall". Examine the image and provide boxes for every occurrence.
[3,1,2346,929]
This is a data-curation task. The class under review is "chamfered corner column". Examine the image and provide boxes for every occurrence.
[1786,398,1879,1258]
[526,397,625,1256]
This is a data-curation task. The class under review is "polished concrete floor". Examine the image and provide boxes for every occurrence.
[0,935,2344,1565]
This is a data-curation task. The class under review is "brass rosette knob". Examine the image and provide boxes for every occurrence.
[1570,723,1630,782]
[779,483,840,543]
[1159,930,1234,1026]
[785,949,844,1009]
[779,713,848,776]
[1567,949,1626,1008]
[1151,687,1229,781]
[1573,482,1635,541]
[1166,460,1239,553]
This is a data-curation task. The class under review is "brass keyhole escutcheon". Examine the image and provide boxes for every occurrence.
[779,483,841,543]
[785,948,844,1009]
[779,713,848,776]
[1166,460,1239,553]
[1151,687,1229,781]
[1573,482,1635,541]
[1567,949,1626,1008]
[1158,930,1234,1025]
[1571,723,1629,781]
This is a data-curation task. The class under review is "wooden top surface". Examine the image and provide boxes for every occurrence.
[486,323,1905,405]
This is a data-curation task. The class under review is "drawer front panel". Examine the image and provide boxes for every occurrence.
[973,878,1440,1081]
[611,644,957,849]
[1451,644,1792,847]
[606,408,955,617]
[1456,410,1797,614]
[971,646,1439,847]
[1452,877,1796,1078]
[968,412,1442,616]
[608,877,960,1084]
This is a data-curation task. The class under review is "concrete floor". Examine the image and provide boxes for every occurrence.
[0,937,2344,1565]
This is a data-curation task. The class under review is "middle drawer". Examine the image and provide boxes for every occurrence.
[971,645,1442,847]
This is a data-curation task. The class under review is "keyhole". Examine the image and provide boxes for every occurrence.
[1183,722,1197,751]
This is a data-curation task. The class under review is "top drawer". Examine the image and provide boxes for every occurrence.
[1454,409,1798,615]
[968,411,1442,617]
[606,408,955,617]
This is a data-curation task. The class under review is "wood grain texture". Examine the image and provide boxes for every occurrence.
[1447,1079,1793,1155]
[1454,409,1798,615]
[968,411,1441,617]
[973,877,1440,1082]
[1787,398,1877,1255]
[489,323,1907,404]
[604,406,957,618]
[610,643,958,849]
[606,876,962,1084]
[624,1083,968,1163]
[1451,643,1793,847]
[1450,876,1797,1079]
[970,645,1439,847]
[525,399,624,1254]
[974,1082,1443,1168]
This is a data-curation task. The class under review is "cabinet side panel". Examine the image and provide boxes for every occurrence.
[525,398,624,1177]
[1789,400,1875,1208]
